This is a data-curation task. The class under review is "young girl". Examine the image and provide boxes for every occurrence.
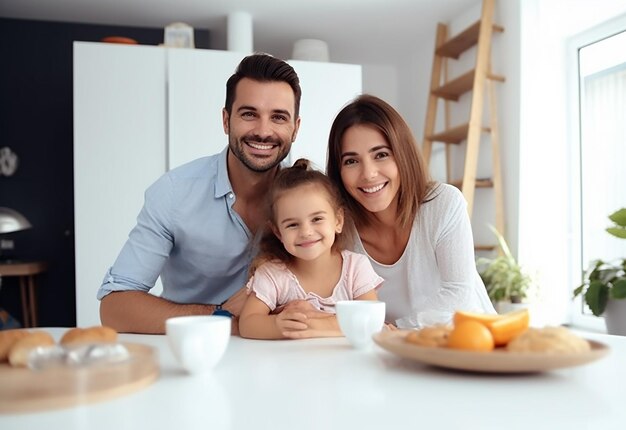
[239,159,383,340]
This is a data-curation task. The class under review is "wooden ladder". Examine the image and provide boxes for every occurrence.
[421,0,505,250]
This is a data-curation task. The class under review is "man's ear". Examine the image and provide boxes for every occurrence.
[335,207,344,234]
[222,108,230,134]
[291,116,301,142]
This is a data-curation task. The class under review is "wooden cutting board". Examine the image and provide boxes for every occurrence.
[0,343,159,414]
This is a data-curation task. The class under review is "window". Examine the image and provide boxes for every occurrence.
[569,18,626,330]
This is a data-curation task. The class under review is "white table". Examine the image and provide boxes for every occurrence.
[1,329,624,430]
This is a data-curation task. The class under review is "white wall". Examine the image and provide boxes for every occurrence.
[387,1,522,251]
[361,63,399,110]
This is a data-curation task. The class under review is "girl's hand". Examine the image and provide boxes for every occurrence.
[282,313,343,339]
[274,300,342,339]
[275,310,309,334]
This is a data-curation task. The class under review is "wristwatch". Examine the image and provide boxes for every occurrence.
[213,304,233,318]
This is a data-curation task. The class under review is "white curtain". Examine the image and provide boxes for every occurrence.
[580,65,626,266]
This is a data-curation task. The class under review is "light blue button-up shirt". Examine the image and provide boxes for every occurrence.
[98,147,255,305]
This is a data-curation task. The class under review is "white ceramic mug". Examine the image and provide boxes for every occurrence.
[336,300,386,349]
[165,315,231,374]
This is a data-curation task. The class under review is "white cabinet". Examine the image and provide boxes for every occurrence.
[74,42,362,326]
[166,49,244,169]
[74,42,167,327]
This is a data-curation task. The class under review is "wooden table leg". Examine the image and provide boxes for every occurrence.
[18,276,31,328]
[27,275,38,327]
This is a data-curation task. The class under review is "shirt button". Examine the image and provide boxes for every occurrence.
[228,193,234,199]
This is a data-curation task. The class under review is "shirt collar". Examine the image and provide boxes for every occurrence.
[214,147,291,199]
[214,146,233,199]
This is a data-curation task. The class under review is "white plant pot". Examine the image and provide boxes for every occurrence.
[494,301,528,314]
[605,299,626,336]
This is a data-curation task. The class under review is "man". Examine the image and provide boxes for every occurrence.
[98,53,301,334]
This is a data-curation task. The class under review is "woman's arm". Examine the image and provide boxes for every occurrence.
[432,187,495,314]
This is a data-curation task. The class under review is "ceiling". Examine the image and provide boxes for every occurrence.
[0,0,479,63]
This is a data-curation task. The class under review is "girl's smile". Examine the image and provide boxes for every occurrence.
[273,183,344,262]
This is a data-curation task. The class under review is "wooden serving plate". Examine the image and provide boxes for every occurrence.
[0,343,159,413]
[374,330,610,373]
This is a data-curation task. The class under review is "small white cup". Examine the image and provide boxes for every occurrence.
[336,300,386,349]
[166,315,231,375]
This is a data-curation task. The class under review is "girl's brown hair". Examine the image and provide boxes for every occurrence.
[250,158,346,274]
[326,94,434,229]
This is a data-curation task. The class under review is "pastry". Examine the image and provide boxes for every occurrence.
[8,331,55,367]
[405,325,452,348]
[0,329,31,362]
[507,326,591,353]
[60,326,118,345]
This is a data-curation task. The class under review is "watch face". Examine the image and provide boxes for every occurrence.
[213,309,233,318]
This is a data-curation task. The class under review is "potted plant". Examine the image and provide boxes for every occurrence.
[476,225,532,314]
[573,208,626,335]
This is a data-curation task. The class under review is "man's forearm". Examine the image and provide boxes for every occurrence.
[100,291,216,334]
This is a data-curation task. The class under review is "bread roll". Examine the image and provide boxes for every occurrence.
[0,329,31,362]
[8,331,55,367]
[60,326,118,345]
[507,326,591,353]
[405,325,452,348]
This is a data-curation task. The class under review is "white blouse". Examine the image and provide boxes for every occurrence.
[353,183,495,328]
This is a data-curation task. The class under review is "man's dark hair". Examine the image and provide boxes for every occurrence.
[225,53,301,118]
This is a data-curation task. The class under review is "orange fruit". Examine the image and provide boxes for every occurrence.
[489,309,530,346]
[453,310,503,326]
[453,309,530,346]
[447,320,495,352]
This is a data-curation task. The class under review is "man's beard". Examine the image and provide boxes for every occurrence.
[228,133,291,173]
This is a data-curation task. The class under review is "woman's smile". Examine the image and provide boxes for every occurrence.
[359,182,388,194]
[340,125,400,215]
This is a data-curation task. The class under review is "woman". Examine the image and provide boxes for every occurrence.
[326,94,495,328]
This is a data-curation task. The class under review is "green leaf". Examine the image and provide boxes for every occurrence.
[573,284,584,298]
[606,227,626,239]
[585,280,609,316]
[611,278,626,299]
[608,208,626,227]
